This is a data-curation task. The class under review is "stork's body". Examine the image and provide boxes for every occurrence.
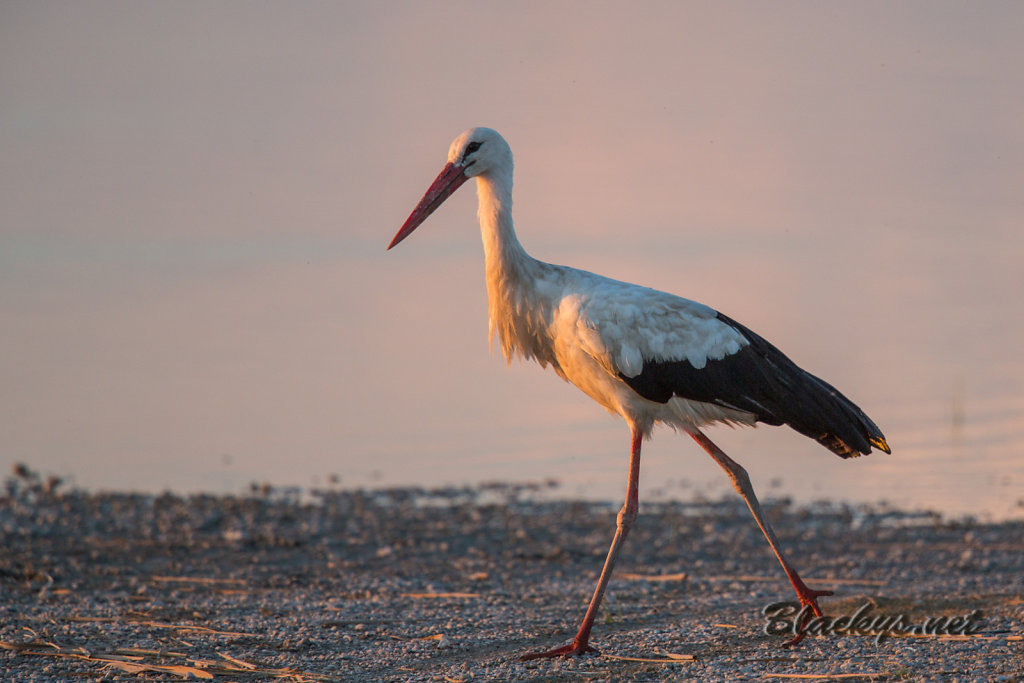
[388,127,890,657]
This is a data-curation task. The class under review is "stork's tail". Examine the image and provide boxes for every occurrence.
[795,376,892,458]
[716,313,891,459]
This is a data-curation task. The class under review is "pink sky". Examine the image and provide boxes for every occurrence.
[2,3,1022,517]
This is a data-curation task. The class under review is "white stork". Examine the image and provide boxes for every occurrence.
[387,127,890,658]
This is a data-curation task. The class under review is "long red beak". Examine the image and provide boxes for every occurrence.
[387,162,470,250]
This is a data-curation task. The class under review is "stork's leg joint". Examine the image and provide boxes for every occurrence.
[616,499,638,530]
[721,458,754,499]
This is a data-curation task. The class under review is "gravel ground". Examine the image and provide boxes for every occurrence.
[1,472,1022,682]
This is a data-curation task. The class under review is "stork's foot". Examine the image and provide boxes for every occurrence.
[782,585,834,648]
[796,585,833,617]
[520,639,598,660]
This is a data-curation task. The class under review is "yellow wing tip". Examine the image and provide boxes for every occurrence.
[870,436,892,454]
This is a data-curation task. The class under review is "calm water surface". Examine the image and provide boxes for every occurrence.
[7,227,1021,522]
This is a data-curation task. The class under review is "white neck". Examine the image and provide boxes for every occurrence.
[476,169,527,269]
[474,171,553,366]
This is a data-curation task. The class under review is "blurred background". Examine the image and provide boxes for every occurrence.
[3,2,1022,519]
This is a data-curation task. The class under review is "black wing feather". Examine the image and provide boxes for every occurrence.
[620,312,890,459]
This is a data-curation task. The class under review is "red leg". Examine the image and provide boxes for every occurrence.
[687,429,832,646]
[521,427,643,660]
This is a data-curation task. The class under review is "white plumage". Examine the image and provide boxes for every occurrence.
[388,127,889,658]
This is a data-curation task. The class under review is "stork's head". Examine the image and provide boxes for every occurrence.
[388,127,512,250]
[445,127,511,178]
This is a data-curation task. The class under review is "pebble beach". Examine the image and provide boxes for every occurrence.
[2,471,1022,681]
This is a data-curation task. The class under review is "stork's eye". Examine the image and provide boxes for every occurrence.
[463,141,482,160]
